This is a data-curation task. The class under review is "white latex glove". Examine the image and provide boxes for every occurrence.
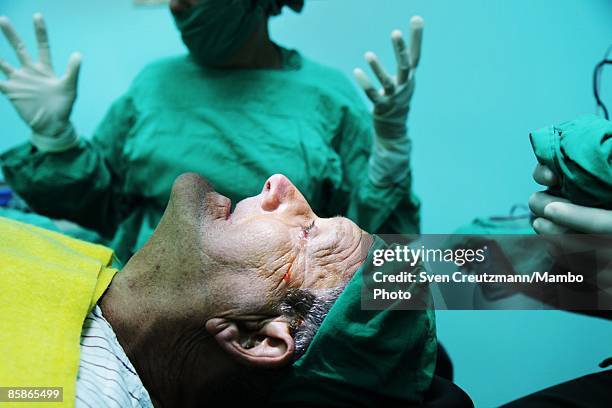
[529,164,612,288]
[354,16,424,186]
[0,13,81,152]
[529,164,612,235]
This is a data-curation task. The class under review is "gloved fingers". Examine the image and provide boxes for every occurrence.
[62,52,81,90]
[533,218,612,257]
[532,217,570,235]
[409,16,424,69]
[533,164,557,186]
[528,191,569,218]
[391,30,410,85]
[33,13,52,69]
[365,51,395,95]
[0,59,15,77]
[0,16,33,67]
[353,67,382,104]
[532,219,580,257]
[544,202,612,234]
[0,80,9,94]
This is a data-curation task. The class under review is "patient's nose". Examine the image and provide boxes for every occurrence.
[261,174,297,212]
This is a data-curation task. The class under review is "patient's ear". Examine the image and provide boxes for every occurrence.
[205,317,294,368]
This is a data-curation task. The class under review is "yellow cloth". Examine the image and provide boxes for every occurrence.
[0,217,117,408]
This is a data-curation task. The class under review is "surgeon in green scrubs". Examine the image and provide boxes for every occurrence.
[0,1,424,260]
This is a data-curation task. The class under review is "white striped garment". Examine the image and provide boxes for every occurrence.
[75,305,153,408]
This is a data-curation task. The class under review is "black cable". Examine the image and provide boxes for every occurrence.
[593,45,612,120]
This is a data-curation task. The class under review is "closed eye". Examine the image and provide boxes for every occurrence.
[301,220,315,237]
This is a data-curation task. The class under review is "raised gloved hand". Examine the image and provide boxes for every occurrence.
[0,13,81,152]
[354,16,424,186]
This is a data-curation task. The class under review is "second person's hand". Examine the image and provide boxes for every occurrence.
[0,13,81,152]
[529,164,612,288]
[530,164,612,235]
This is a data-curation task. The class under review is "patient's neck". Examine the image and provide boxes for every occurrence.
[99,251,230,407]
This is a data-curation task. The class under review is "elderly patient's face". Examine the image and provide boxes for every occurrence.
[148,172,370,373]
[217,174,366,290]
[166,173,368,301]
[112,173,372,404]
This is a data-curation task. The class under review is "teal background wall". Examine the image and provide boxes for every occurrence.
[1,0,611,406]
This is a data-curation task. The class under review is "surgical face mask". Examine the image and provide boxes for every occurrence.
[173,0,272,67]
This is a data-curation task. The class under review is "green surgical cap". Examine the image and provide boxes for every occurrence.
[270,235,437,407]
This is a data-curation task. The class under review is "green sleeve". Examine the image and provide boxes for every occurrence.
[0,94,137,238]
[530,114,612,209]
[327,106,421,235]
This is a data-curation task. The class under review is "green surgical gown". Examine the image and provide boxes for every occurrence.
[530,114,612,209]
[1,48,420,260]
